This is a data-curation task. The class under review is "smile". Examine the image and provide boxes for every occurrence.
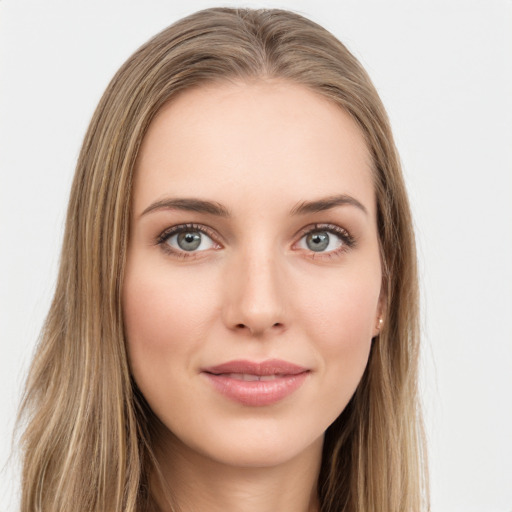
[201,359,310,406]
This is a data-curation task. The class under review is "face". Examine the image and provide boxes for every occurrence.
[123,80,383,469]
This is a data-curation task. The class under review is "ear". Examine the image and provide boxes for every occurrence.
[372,291,387,338]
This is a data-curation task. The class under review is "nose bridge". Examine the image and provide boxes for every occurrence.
[224,241,286,335]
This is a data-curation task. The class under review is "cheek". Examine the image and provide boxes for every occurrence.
[122,261,218,388]
[294,267,380,409]
[298,270,380,350]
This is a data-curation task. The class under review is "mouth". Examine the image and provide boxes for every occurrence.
[216,373,289,381]
[201,359,310,406]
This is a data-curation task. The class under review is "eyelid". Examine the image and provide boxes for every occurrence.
[156,223,219,244]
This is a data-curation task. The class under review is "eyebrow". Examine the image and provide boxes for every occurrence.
[140,198,231,218]
[290,194,368,216]
[140,193,367,219]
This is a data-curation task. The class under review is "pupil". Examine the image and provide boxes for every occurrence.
[177,232,201,251]
[306,232,329,252]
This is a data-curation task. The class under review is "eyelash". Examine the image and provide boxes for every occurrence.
[156,223,220,259]
[155,222,356,260]
[296,223,356,259]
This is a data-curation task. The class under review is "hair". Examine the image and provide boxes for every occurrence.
[17,7,428,512]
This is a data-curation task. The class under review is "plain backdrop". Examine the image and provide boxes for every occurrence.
[1,1,511,511]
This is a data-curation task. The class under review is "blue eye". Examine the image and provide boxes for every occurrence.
[305,232,331,252]
[160,226,217,253]
[297,225,354,254]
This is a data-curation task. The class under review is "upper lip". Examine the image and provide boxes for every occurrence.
[202,359,309,376]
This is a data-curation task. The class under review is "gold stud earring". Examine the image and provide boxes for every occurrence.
[378,317,384,330]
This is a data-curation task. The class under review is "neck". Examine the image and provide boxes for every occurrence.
[150,429,323,512]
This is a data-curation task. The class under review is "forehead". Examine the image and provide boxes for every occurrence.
[133,80,375,217]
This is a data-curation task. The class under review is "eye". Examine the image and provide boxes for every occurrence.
[157,224,219,255]
[296,224,355,254]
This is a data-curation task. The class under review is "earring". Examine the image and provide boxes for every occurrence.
[377,317,384,330]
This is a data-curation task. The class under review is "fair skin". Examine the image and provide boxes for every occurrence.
[123,80,383,512]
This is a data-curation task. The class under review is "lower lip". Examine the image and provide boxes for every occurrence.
[203,372,309,406]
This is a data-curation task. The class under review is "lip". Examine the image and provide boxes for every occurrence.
[201,359,310,406]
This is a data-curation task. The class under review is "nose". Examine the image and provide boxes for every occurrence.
[222,248,287,337]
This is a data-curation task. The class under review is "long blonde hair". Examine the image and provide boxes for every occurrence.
[18,8,428,511]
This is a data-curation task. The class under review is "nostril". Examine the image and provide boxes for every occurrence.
[234,322,283,332]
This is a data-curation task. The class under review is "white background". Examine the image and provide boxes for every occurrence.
[1,1,511,511]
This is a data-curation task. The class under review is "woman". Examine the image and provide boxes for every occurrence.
[18,7,429,512]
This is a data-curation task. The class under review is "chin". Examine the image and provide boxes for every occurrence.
[160,411,327,470]
[205,436,322,470]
